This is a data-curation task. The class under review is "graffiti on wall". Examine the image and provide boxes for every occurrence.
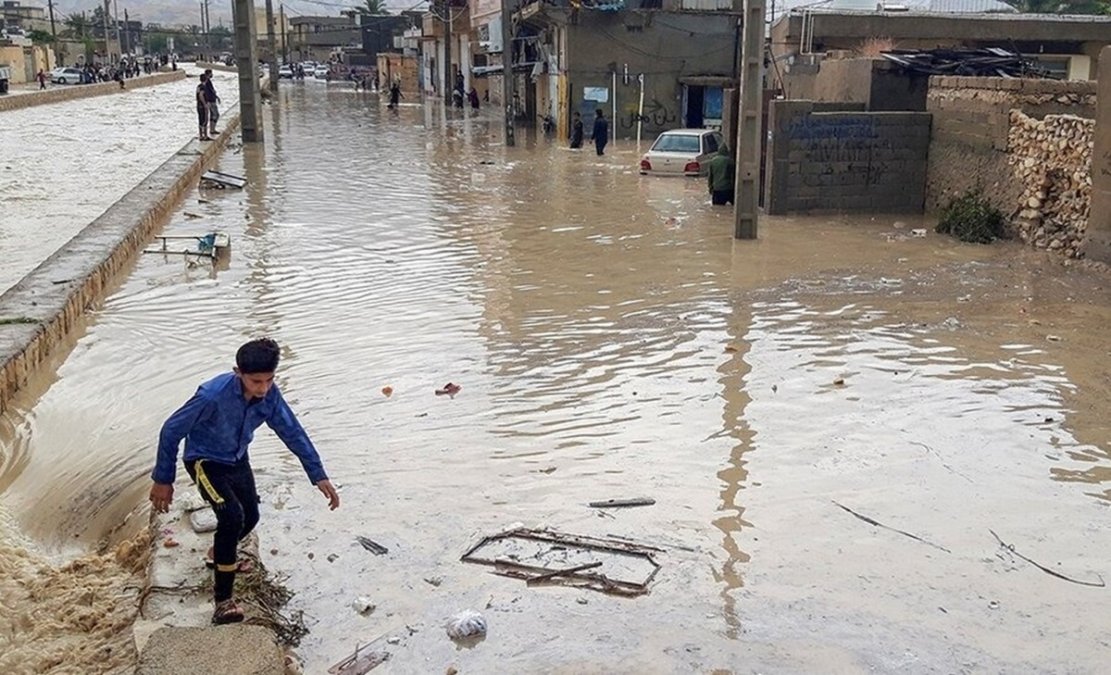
[789,115,878,141]
[618,98,678,129]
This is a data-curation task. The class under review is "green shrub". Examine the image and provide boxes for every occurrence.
[936,190,1006,244]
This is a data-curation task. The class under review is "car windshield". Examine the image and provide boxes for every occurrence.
[651,134,702,153]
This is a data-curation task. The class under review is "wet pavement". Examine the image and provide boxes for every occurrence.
[1,83,1109,672]
[0,66,238,295]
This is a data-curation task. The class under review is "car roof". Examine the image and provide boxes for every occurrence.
[658,129,714,136]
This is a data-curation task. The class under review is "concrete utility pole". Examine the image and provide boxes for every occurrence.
[280,5,288,63]
[443,0,453,105]
[265,0,279,92]
[232,0,264,142]
[1086,45,1111,263]
[501,0,515,146]
[47,0,58,64]
[101,0,112,61]
[733,0,764,240]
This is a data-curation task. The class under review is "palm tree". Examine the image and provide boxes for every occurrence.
[356,0,390,15]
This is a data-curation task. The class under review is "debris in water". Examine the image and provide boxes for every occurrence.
[911,228,927,238]
[356,535,389,555]
[832,500,951,553]
[462,527,662,596]
[162,538,180,548]
[435,382,462,397]
[446,610,488,640]
[328,553,339,563]
[184,212,203,219]
[381,386,394,397]
[526,561,603,586]
[724,344,739,353]
[833,377,846,386]
[1046,335,1062,342]
[352,596,376,615]
[588,497,656,509]
[327,644,389,674]
[538,466,557,474]
[989,529,1105,587]
[424,576,443,587]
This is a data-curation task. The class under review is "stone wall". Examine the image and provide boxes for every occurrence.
[765,100,930,214]
[0,70,185,113]
[925,75,1096,213]
[1009,111,1092,258]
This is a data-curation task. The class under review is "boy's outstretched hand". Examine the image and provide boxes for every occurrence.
[316,479,340,510]
[150,483,174,513]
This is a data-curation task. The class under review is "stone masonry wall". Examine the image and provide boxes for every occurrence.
[1009,111,1093,258]
[925,75,1096,214]
[765,100,931,214]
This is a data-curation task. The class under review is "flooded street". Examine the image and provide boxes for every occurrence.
[1,83,1109,673]
[0,67,238,295]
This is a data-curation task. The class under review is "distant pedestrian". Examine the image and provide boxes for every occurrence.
[467,86,479,110]
[706,143,736,206]
[570,112,584,149]
[37,69,46,89]
[196,73,211,141]
[203,69,221,136]
[453,72,465,108]
[388,80,402,109]
[591,108,608,156]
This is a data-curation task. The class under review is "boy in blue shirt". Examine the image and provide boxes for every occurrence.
[149,338,340,624]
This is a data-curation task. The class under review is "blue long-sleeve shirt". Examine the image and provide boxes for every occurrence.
[152,372,328,485]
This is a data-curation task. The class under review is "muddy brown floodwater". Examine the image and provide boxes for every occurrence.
[1,84,1109,673]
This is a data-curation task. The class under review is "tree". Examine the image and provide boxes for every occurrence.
[356,0,390,15]
[1001,0,1109,12]
[63,12,91,38]
[27,29,54,44]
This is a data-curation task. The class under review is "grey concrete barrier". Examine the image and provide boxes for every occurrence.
[0,70,187,113]
[0,115,242,414]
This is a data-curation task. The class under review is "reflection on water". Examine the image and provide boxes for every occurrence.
[0,84,1108,671]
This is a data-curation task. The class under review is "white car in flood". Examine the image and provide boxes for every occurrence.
[639,129,725,177]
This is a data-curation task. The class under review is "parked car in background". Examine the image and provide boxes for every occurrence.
[314,65,329,79]
[278,64,293,79]
[638,129,725,177]
[50,67,83,85]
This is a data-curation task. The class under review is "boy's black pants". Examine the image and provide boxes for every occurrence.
[185,458,260,602]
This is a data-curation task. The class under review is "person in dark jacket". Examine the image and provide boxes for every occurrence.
[203,69,220,136]
[591,108,608,156]
[570,112,584,149]
[388,80,403,109]
[707,143,736,206]
[149,339,340,625]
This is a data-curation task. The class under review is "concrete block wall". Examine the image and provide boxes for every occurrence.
[0,70,186,113]
[925,75,1096,212]
[765,100,931,214]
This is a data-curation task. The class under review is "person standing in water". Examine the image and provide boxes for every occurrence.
[149,338,340,625]
[570,112,584,149]
[591,108,608,156]
[195,73,211,141]
[388,80,403,109]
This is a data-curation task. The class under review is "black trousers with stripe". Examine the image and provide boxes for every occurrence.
[185,458,260,601]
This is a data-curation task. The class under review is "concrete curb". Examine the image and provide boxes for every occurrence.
[0,116,242,415]
[0,70,187,113]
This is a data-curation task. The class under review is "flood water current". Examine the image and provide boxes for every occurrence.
[1,83,1109,673]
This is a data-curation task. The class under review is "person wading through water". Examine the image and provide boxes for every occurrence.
[707,143,736,206]
[570,111,584,149]
[149,338,340,624]
[196,73,211,141]
[591,108,609,156]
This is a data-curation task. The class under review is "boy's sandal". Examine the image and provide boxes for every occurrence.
[212,599,245,625]
[204,556,255,573]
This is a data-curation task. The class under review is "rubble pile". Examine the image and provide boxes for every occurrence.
[1008,110,1093,258]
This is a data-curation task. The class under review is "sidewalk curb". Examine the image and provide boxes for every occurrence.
[0,70,186,113]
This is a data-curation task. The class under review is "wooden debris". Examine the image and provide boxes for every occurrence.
[589,497,656,509]
[356,536,389,555]
[990,529,1105,588]
[526,561,603,586]
[832,501,951,553]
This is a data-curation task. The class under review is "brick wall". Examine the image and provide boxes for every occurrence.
[925,75,1095,213]
[765,100,931,214]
